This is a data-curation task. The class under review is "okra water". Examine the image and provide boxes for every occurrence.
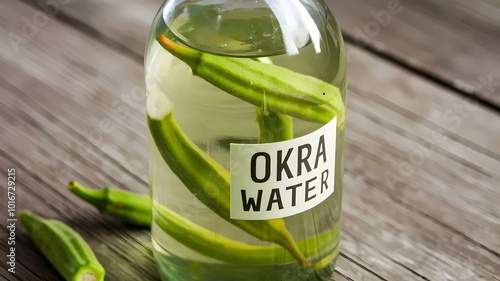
[145,2,346,280]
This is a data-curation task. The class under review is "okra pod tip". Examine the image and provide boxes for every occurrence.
[68,181,107,211]
[156,35,200,69]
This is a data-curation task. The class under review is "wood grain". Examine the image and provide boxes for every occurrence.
[329,0,500,108]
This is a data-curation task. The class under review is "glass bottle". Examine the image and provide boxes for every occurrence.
[145,1,346,280]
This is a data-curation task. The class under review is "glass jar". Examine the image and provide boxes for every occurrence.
[145,1,346,280]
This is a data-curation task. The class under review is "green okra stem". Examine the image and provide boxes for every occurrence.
[68,181,151,227]
[19,211,105,281]
[255,106,293,143]
[156,35,345,127]
[147,93,309,267]
[254,57,294,144]
[154,202,339,265]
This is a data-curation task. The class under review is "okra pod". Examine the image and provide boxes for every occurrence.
[19,211,105,281]
[154,202,339,265]
[147,93,309,267]
[156,35,345,127]
[68,181,151,227]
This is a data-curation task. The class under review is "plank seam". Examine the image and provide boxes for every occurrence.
[343,229,431,281]
[349,83,500,163]
[343,34,500,113]
[346,93,500,189]
[333,269,355,281]
[339,252,389,281]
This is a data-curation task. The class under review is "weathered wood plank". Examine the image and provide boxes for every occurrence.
[0,79,147,195]
[334,255,384,281]
[342,141,499,280]
[342,85,500,279]
[344,44,500,254]
[345,43,500,160]
[346,97,500,250]
[0,2,150,185]
[339,232,427,281]
[329,0,500,107]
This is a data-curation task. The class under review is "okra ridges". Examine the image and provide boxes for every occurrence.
[19,211,105,281]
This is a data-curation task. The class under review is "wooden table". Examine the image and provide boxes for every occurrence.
[1,0,499,280]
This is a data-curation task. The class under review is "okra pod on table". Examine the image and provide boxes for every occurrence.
[156,35,345,127]
[19,211,105,281]
[68,181,151,227]
[147,93,309,267]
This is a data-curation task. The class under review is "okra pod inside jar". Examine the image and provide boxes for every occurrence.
[145,0,346,280]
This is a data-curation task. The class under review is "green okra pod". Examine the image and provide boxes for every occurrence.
[68,181,151,227]
[154,202,339,265]
[156,35,345,127]
[19,211,105,281]
[147,93,309,267]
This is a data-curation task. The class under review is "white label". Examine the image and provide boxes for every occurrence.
[230,117,337,220]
